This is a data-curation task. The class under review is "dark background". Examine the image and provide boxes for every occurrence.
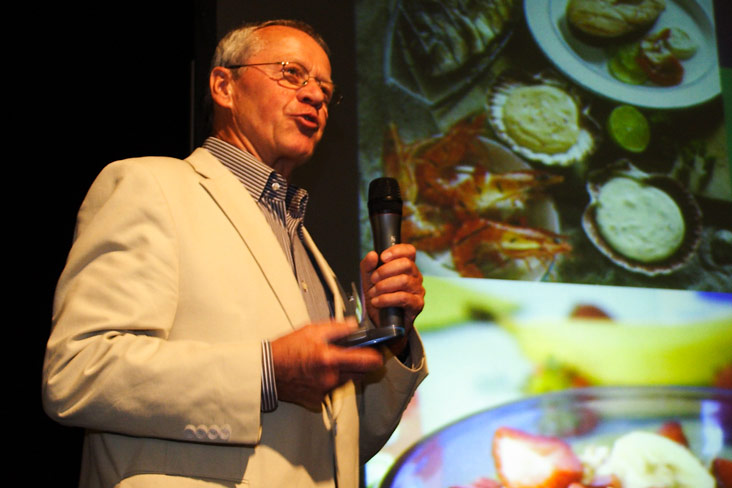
[38,1,359,484]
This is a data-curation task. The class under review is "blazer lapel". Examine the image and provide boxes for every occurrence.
[302,228,346,321]
[303,228,354,418]
[184,148,310,330]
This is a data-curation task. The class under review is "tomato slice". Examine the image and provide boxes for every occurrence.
[636,52,684,86]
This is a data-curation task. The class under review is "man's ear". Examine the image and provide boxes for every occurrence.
[210,67,235,109]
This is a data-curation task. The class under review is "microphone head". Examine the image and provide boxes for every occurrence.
[368,177,402,215]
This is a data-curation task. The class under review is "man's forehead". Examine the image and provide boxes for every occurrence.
[250,27,329,65]
[253,26,324,54]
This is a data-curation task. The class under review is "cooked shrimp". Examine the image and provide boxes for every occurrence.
[451,219,572,278]
[381,115,571,278]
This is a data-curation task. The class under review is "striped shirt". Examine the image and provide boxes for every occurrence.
[202,137,333,411]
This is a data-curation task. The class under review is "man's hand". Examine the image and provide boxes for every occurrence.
[360,243,425,355]
[270,318,384,411]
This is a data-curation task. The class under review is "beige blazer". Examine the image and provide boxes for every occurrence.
[43,148,427,488]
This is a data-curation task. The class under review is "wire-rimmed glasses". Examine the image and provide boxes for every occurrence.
[226,61,342,106]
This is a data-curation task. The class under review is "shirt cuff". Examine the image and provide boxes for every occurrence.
[261,340,278,412]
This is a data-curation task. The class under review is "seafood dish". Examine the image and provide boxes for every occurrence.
[382,114,570,280]
[395,0,516,77]
[385,0,518,105]
[487,72,600,167]
[582,160,702,276]
[566,0,666,39]
[593,176,685,263]
[502,84,580,155]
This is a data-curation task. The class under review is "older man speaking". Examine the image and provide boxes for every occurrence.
[43,19,427,488]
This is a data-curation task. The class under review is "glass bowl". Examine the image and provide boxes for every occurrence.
[381,386,731,487]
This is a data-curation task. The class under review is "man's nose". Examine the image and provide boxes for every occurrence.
[297,80,327,108]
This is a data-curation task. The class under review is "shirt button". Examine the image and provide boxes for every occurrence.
[271,182,281,191]
[301,281,308,292]
[208,425,220,440]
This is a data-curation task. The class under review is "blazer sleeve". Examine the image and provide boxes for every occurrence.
[357,327,428,463]
[42,159,263,445]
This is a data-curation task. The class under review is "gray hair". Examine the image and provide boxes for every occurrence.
[211,19,331,71]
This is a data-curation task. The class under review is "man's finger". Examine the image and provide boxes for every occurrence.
[319,317,360,342]
[329,346,384,372]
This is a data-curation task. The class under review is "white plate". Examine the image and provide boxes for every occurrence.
[524,0,721,108]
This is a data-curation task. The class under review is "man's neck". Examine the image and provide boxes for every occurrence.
[211,129,300,181]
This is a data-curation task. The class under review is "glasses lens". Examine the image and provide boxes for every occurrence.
[281,62,308,87]
[281,62,340,106]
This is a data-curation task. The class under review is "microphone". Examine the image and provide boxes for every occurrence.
[368,177,404,330]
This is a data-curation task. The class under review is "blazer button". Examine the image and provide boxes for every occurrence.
[195,425,208,440]
[208,425,220,440]
[183,424,197,440]
[220,424,232,441]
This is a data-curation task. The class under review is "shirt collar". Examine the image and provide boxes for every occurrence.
[202,137,309,217]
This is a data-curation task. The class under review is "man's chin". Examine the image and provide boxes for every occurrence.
[291,150,316,168]
[288,139,320,164]
[270,145,318,177]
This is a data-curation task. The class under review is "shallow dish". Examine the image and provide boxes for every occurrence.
[582,159,703,276]
[524,0,721,108]
[381,386,732,487]
[384,0,518,106]
[487,70,601,167]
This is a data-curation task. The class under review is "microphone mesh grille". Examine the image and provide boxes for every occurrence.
[368,177,401,202]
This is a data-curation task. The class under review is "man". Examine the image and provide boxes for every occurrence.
[43,19,427,488]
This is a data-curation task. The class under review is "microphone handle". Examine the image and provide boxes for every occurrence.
[370,212,404,329]
[380,305,404,330]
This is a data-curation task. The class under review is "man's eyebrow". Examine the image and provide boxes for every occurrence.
[289,57,334,83]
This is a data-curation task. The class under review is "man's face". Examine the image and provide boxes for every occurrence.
[225,26,332,173]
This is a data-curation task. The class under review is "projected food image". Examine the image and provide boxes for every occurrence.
[487,72,599,167]
[383,113,571,280]
[582,159,704,276]
[356,0,731,291]
[565,0,701,88]
[381,388,732,488]
[356,1,731,485]
[477,425,720,488]
[382,0,517,105]
[565,0,666,39]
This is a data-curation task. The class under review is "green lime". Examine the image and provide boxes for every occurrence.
[608,43,647,85]
[608,105,651,153]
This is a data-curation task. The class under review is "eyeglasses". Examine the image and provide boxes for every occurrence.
[226,61,342,106]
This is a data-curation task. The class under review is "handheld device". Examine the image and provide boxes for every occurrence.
[331,326,405,348]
